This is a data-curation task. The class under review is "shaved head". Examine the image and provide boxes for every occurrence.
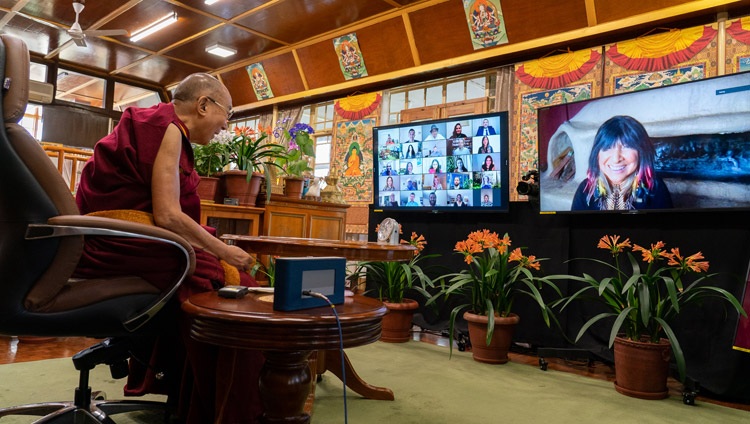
[172,73,229,104]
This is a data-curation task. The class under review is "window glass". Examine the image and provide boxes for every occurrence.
[425,85,442,106]
[466,77,486,99]
[314,135,331,178]
[56,70,106,108]
[446,81,464,103]
[113,82,161,111]
[389,91,405,114]
[407,89,424,109]
[20,105,43,139]
[29,62,47,82]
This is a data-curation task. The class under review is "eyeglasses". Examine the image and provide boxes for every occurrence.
[205,96,234,120]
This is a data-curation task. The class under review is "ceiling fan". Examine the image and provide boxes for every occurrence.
[66,0,128,47]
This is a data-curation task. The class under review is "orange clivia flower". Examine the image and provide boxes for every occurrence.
[632,241,668,263]
[401,232,426,255]
[667,248,709,273]
[234,126,255,138]
[508,247,524,263]
[597,235,631,255]
[524,255,541,270]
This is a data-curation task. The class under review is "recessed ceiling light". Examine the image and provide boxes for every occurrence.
[130,12,178,42]
[204,0,220,5]
[206,43,237,57]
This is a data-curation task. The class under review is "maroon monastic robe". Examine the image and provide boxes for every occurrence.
[74,103,263,423]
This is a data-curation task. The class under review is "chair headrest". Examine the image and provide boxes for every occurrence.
[1,34,30,125]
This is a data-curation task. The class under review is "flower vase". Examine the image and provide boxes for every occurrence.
[224,170,263,206]
[463,311,519,364]
[380,299,419,343]
[284,176,305,199]
[613,336,671,400]
[197,176,220,203]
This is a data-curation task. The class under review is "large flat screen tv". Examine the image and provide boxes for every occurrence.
[538,71,750,214]
[373,112,509,212]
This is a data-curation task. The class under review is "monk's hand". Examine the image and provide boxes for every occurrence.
[222,245,254,270]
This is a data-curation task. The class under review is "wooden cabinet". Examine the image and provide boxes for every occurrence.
[200,198,349,241]
[199,202,264,237]
[263,198,349,241]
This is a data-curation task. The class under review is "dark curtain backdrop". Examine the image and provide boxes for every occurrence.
[369,202,750,402]
[42,105,111,148]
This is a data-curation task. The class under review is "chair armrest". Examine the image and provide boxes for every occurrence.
[27,215,196,331]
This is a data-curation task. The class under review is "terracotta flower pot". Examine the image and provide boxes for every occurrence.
[224,170,263,206]
[197,176,220,202]
[463,311,519,364]
[380,299,419,343]
[613,336,671,400]
[284,176,305,199]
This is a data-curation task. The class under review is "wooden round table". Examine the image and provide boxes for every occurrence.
[182,291,387,424]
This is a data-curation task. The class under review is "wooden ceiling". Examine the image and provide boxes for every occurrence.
[2,0,750,114]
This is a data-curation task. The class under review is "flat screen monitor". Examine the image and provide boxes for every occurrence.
[373,112,510,212]
[537,71,750,214]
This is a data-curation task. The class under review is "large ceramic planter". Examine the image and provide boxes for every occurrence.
[224,170,263,206]
[197,176,220,203]
[463,311,519,364]
[284,176,305,199]
[380,298,419,343]
[613,336,671,400]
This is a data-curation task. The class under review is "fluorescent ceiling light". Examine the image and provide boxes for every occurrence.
[130,12,178,42]
[206,43,237,57]
[204,0,220,4]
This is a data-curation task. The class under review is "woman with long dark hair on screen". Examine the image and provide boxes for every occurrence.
[405,144,416,159]
[478,136,493,153]
[481,155,495,171]
[454,157,469,172]
[404,161,414,175]
[571,115,672,211]
[429,159,441,174]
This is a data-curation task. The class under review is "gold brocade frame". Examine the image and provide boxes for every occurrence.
[602,25,719,96]
[726,17,750,72]
[511,51,603,202]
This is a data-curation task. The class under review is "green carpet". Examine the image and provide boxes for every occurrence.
[1,341,748,423]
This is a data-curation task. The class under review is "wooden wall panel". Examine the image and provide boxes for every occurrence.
[355,17,415,74]
[297,41,346,89]
[408,0,474,64]
[594,0,694,24]
[221,67,257,105]
[502,0,589,44]
[262,53,307,97]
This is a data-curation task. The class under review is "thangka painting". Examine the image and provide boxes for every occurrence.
[334,119,375,204]
[463,0,508,50]
[726,16,750,73]
[511,48,603,201]
[602,24,719,96]
[246,63,274,100]
[333,33,368,80]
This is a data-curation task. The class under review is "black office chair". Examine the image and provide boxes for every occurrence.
[0,34,195,423]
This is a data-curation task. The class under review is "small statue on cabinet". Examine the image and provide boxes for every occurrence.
[304,177,322,201]
[320,171,346,204]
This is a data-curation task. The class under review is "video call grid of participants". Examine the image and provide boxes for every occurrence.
[376,116,502,208]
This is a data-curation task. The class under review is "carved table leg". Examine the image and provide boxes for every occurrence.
[259,350,312,424]
[324,350,395,400]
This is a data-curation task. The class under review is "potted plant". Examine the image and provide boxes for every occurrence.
[430,230,560,364]
[193,131,230,202]
[224,125,287,206]
[555,235,747,399]
[250,256,277,287]
[351,230,438,342]
[272,121,316,198]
